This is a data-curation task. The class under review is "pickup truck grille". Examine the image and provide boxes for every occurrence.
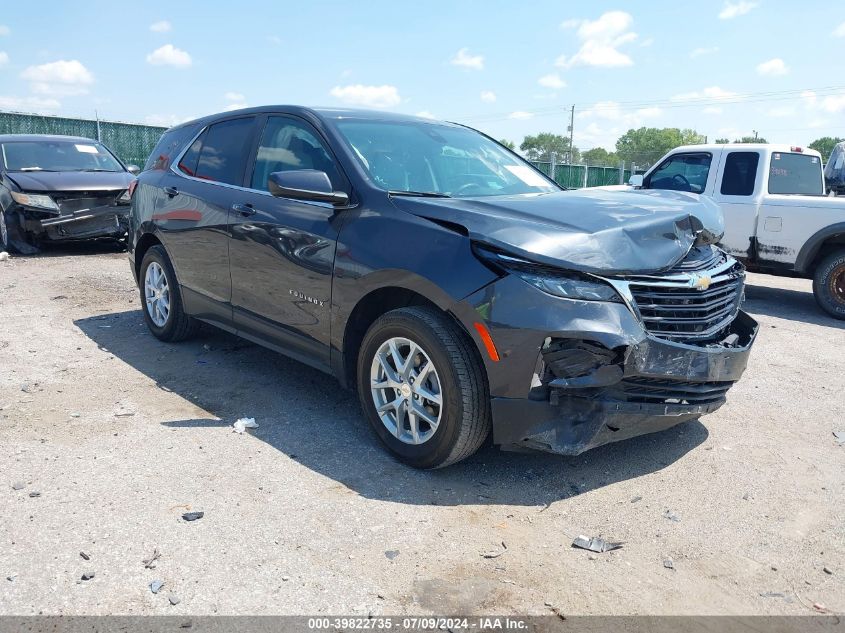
[622,252,745,344]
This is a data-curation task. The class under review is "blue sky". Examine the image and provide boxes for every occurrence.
[0,1,844,153]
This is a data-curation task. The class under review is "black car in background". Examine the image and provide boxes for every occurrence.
[0,134,139,253]
[129,106,757,468]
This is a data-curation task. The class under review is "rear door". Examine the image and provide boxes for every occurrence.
[712,150,762,260]
[228,114,350,369]
[156,116,258,324]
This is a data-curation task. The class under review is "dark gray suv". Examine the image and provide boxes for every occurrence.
[129,106,757,468]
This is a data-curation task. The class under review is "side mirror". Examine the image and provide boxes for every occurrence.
[268,170,349,206]
[628,175,644,188]
[126,164,141,175]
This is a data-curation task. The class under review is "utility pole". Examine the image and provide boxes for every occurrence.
[95,109,101,142]
[567,104,575,186]
[753,130,758,141]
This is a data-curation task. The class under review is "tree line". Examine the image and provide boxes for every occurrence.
[499,129,845,170]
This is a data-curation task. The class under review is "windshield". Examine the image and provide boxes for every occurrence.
[334,120,558,198]
[1,140,124,172]
[768,152,824,195]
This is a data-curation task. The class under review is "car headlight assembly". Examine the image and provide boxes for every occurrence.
[11,191,59,211]
[117,190,131,203]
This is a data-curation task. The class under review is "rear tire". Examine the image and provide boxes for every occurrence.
[356,306,491,469]
[812,249,845,320]
[139,245,200,341]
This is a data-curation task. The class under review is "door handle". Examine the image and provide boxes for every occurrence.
[164,186,178,197]
[232,203,257,217]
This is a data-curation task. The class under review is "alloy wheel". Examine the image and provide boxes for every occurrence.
[144,261,170,327]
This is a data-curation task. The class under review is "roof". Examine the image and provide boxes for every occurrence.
[0,134,99,143]
[671,143,823,156]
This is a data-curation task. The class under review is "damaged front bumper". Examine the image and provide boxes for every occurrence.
[17,201,129,242]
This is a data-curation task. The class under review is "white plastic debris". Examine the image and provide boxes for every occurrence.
[233,417,258,434]
[0,252,9,262]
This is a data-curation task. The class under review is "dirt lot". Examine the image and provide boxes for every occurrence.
[0,246,843,616]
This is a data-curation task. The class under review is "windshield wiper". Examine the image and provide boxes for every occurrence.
[18,168,60,172]
[74,168,119,172]
[388,190,451,198]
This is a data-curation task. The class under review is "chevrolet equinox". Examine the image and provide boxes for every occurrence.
[129,106,758,468]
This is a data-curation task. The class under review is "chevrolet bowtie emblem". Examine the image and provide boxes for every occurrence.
[690,274,712,291]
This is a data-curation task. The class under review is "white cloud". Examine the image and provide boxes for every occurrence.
[835,22,845,37]
[799,89,845,115]
[480,90,496,103]
[0,95,61,111]
[718,1,758,19]
[508,111,533,120]
[329,84,401,108]
[538,73,566,90]
[756,58,788,76]
[555,11,637,69]
[450,47,484,70]
[224,92,245,102]
[690,46,719,58]
[149,20,172,33]
[223,91,248,111]
[0,25,9,36]
[146,44,192,68]
[21,59,94,96]
[579,101,662,127]
[0,52,8,67]
[671,86,738,102]
[415,110,435,119]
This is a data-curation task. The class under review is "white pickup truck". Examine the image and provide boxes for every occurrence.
[626,143,845,319]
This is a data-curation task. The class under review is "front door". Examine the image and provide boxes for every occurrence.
[712,150,762,261]
[228,114,349,367]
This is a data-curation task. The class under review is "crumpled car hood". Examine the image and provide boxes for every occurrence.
[391,188,725,274]
[7,170,134,193]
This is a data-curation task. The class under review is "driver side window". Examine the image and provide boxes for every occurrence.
[645,153,712,193]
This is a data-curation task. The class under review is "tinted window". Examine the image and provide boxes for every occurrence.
[645,153,711,193]
[177,135,202,177]
[192,117,254,185]
[768,152,824,195]
[250,116,342,191]
[146,126,195,172]
[720,152,759,196]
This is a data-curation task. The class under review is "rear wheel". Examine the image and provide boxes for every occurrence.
[139,245,200,341]
[357,306,490,469]
[812,249,845,320]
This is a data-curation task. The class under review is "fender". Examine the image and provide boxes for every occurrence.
[794,222,845,274]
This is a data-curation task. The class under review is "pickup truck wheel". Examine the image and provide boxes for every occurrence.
[813,250,845,320]
[357,306,491,469]
[139,245,200,341]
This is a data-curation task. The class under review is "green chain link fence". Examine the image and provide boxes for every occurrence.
[0,112,167,167]
[531,161,631,189]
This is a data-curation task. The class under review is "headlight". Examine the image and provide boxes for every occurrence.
[11,191,59,211]
[475,245,621,302]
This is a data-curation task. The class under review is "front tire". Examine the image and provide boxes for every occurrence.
[139,245,200,341]
[357,306,491,469]
[812,249,845,320]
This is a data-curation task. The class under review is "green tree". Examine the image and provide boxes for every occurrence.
[615,127,705,168]
[520,132,579,163]
[734,136,768,143]
[498,138,516,151]
[715,138,730,144]
[581,147,620,165]
[808,137,845,160]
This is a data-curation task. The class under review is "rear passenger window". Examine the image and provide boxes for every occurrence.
[720,152,759,196]
[190,117,255,185]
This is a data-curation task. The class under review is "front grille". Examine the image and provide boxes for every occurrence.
[623,251,745,343]
[54,191,122,215]
[615,377,733,405]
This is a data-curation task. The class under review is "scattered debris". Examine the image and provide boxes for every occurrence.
[544,602,566,620]
[11,482,25,491]
[630,496,642,503]
[150,580,165,594]
[114,409,135,417]
[28,491,40,498]
[233,417,258,434]
[80,552,90,561]
[169,593,181,606]
[742,492,750,500]
[813,602,829,613]
[663,510,681,522]
[663,558,675,570]
[571,535,623,553]
[182,512,204,522]
[384,550,399,560]
[0,252,9,262]
[823,566,833,575]
[481,541,508,559]
[50,295,67,300]
[81,571,95,581]
[69,412,81,418]
[833,431,845,445]
[143,549,161,569]
[6,575,15,582]
[759,591,786,599]
[281,576,290,582]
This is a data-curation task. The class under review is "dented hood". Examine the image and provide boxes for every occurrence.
[391,188,725,274]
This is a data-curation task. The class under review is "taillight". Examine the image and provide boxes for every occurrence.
[790,146,803,153]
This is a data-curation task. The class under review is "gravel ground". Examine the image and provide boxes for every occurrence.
[0,246,843,616]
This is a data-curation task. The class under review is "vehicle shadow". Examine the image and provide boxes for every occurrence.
[743,282,845,330]
[5,240,126,258]
[74,310,709,507]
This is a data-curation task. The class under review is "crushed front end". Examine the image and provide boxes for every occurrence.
[461,245,758,456]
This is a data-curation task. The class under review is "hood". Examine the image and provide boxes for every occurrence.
[6,170,134,193]
[391,188,725,274]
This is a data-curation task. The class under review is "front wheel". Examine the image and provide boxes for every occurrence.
[139,245,200,341]
[812,249,845,320]
[357,306,491,469]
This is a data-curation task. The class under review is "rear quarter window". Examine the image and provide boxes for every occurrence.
[144,125,199,172]
[768,152,824,195]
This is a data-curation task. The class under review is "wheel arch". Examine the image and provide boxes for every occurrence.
[133,232,163,283]
[795,222,845,274]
